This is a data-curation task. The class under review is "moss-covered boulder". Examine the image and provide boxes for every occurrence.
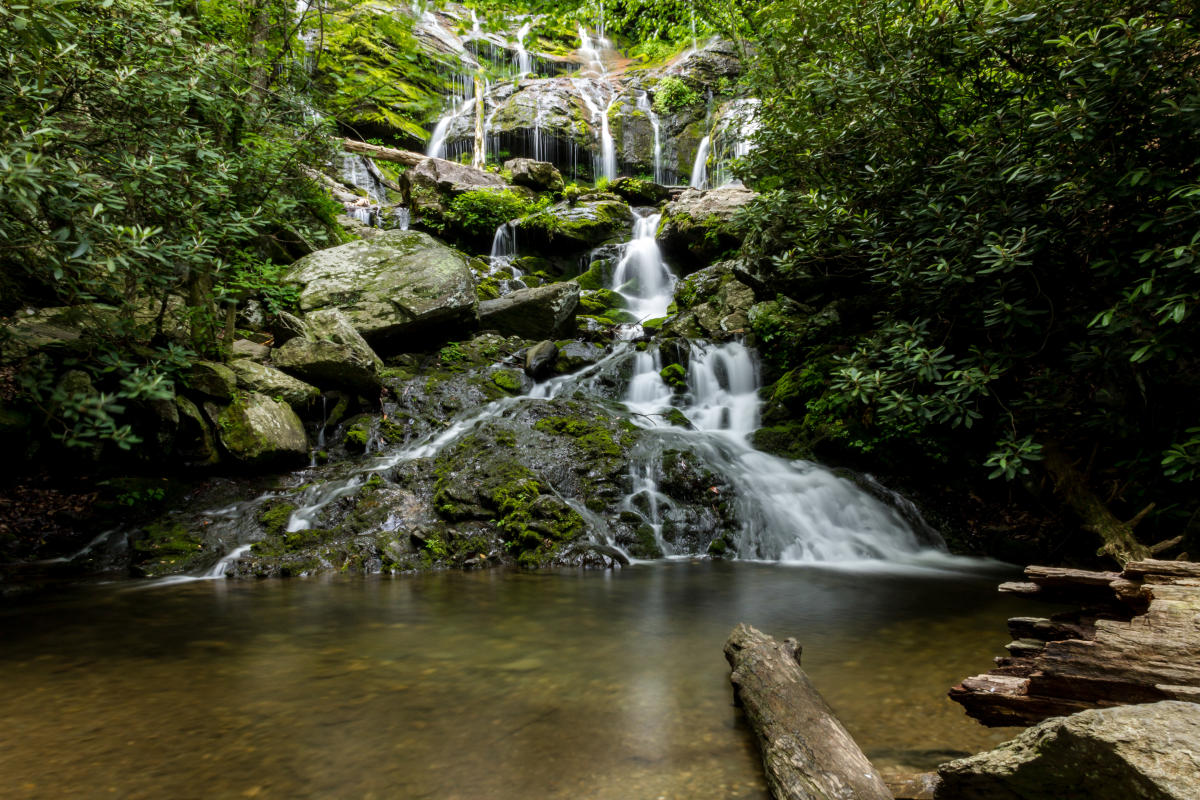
[286,229,478,349]
[229,360,320,413]
[657,185,755,267]
[609,177,670,206]
[399,157,510,217]
[185,361,238,402]
[479,282,580,339]
[271,308,383,393]
[514,200,634,258]
[505,158,564,193]
[216,392,309,465]
[664,261,757,340]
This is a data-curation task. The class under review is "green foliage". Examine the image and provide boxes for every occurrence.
[218,251,300,317]
[744,0,1200,508]
[652,76,701,115]
[443,190,543,239]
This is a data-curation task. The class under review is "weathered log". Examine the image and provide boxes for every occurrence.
[724,623,892,800]
[950,560,1200,727]
[342,137,426,166]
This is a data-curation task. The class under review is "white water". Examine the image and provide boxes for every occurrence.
[577,26,606,76]
[610,211,674,324]
[340,154,400,228]
[605,217,950,566]
[638,92,664,184]
[689,135,710,189]
[515,20,533,77]
[575,79,618,182]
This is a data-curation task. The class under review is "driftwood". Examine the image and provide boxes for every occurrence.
[950,559,1200,727]
[724,623,892,800]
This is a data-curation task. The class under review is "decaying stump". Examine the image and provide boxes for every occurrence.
[724,623,892,800]
[950,559,1200,727]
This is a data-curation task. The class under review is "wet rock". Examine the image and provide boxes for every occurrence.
[399,157,507,217]
[230,339,270,360]
[524,340,559,379]
[554,341,606,374]
[286,229,478,349]
[505,158,564,193]
[184,361,238,402]
[663,38,744,91]
[608,177,670,206]
[272,308,383,393]
[514,200,634,258]
[665,261,757,340]
[657,185,756,266]
[229,360,320,412]
[936,701,1200,800]
[479,282,580,339]
[215,391,309,465]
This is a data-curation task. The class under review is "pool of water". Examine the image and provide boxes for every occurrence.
[0,560,1033,799]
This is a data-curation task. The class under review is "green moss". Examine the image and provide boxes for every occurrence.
[534,416,622,459]
[662,408,691,428]
[629,524,664,559]
[257,502,297,536]
[491,369,524,394]
[574,260,607,290]
[659,363,687,389]
[134,522,202,556]
[343,417,371,451]
[642,316,667,331]
[477,276,502,300]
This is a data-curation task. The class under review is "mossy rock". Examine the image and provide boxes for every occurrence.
[130,521,206,577]
[660,363,687,390]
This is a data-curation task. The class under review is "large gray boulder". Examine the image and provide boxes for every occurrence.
[229,359,320,412]
[271,308,383,393]
[216,392,308,465]
[935,701,1200,800]
[398,157,507,216]
[505,158,564,192]
[657,185,756,266]
[479,282,580,339]
[286,229,478,348]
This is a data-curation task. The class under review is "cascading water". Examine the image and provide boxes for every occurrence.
[604,217,945,564]
[514,20,533,77]
[574,79,618,182]
[637,92,664,185]
[689,135,710,189]
[340,154,393,227]
[485,222,527,295]
[577,26,606,76]
[610,212,673,324]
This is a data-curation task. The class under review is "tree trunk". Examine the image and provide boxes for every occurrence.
[342,138,426,167]
[1043,442,1150,565]
[724,624,892,800]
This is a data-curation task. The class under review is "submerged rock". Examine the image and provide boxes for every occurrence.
[272,308,383,393]
[479,282,580,339]
[286,229,478,348]
[935,701,1200,800]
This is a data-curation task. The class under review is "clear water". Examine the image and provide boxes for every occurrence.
[0,561,1030,799]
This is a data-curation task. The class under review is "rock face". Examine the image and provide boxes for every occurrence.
[271,308,383,393]
[398,157,507,216]
[286,229,478,348]
[665,261,757,340]
[524,340,558,379]
[505,158,564,192]
[935,701,1200,800]
[216,392,308,465]
[657,185,756,266]
[229,360,320,412]
[479,282,580,339]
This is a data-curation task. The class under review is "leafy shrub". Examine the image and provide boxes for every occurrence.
[652,76,701,114]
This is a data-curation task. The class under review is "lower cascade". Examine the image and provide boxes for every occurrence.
[143,206,952,580]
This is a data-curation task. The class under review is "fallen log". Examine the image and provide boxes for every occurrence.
[724,623,892,800]
[950,560,1200,727]
[342,137,426,167]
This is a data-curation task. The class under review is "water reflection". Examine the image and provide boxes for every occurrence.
[0,562,1032,799]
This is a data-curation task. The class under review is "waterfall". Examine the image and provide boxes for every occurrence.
[637,92,664,185]
[578,26,605,76]
[599,95,618,182]
[485,222,526,295]
[339,154,394,227]
[610,212,673,324]
[515,20,533,77]
[472,74,488,168]
[689,136,710,189]
[575,79,617,182]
